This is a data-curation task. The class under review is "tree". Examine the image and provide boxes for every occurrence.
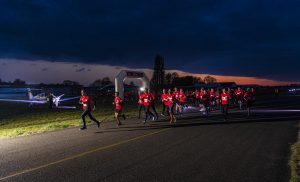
[62,80,79,86]
[171,72,179,80]
[203,75,217,84]
[151,54,165,88]
[13,79,26,86]
[91,79,102,87]
[165,73,172,85]
[193,77,203,84]
[170,72,179,85]
[101,77,112,86]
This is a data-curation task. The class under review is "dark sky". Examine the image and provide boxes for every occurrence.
[0,0,300,82]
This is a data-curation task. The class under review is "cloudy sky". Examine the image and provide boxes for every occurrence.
[0,0,299,85]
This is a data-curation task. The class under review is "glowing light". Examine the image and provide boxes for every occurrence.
[140,87,145,91]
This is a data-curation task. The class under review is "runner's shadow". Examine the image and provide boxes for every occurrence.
[95,114,300,134]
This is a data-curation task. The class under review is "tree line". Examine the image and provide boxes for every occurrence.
[165,72,217,86]
[0,73,216,87]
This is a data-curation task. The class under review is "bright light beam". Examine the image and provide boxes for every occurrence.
[0,98,46,104]
[59,96,80,102]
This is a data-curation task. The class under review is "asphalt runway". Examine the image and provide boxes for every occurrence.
[0,95,299,182]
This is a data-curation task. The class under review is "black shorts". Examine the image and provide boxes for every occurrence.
[237,95,242,101]
[246,101,253,108]
[166,105,174,115]
[115,109,122,114]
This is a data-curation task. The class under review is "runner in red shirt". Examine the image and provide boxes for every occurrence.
[149,89,159,120]
[244,88,254,117]
[142,88,155,123]
[235,87,244,110]
[172,87,180,114]
[194,89,200,107]
[164,89,176,123]
[137,90,144,119]
[79,89,100,130]
[177,89,186,116]
[209,88,216,111]
[202,90,210,116]
[113,92,126,126]
[220,88,230,121]
[199,88,205,111]
[161,89,167,116]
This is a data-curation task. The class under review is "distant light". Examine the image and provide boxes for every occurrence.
[140,87,145,91]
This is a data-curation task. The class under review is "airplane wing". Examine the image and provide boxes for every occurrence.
[59,96,80,102]
[0,98,47,104]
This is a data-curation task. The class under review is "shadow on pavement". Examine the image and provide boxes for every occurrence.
[95,113,300,134]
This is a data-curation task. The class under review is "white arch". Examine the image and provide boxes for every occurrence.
[115,70,150,99]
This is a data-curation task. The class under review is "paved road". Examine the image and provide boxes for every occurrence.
[0,95,300,182]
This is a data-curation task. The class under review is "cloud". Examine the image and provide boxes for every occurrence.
[0,59,297,86]
[0,0,299,81]
[75,68,85,72]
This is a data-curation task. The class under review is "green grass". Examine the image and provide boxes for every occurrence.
[290,123,300,182]
[0,100,146,138]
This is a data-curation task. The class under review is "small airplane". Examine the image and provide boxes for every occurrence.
[0,88,79,108]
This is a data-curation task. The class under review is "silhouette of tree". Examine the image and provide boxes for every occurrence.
[203,75,217,83]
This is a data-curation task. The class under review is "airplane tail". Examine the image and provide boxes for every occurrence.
[53,94,64,107]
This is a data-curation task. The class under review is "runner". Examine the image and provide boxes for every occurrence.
[142,88,155,123]
[209,88,216,111]
[199,88,205,112]
[202,90,210,116]
[235,87,244,110]
[178,88,187,116]
[220,88,230,121]
[161,89,167,116]
[149,89,159,120]
[244,88,254,117]
[229,88,236,105]
[165,89,176,123]
[79,89,101,130]
[113,92,126,126]
[172,87,180,114]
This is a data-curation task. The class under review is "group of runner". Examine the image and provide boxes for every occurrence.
[78,86,256,129]
[191,87,255,120]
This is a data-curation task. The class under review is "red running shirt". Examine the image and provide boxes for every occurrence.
[80,95,90,109]
[209,90,215,98]
[172,91,180,100]
[165,93,174,106]
[235,89,243,96]
[221,93,230,105]
[142,93,152,106]
[114,96,123,110]
[178,92,186,103]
